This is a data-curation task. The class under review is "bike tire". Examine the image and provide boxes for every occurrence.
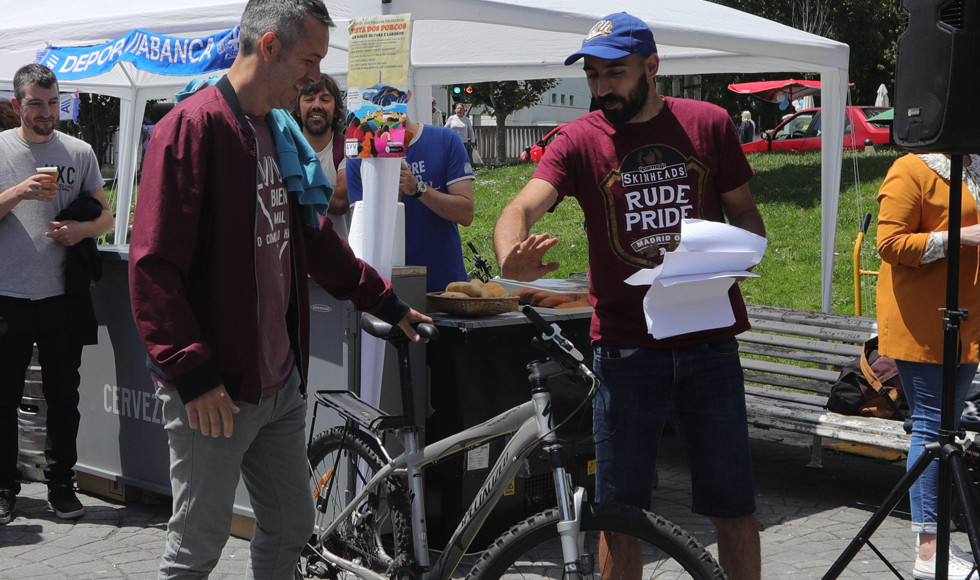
[297,427,413,579]
[466,501,725,579]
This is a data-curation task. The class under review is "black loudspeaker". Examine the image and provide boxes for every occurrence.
[893,0,980,153]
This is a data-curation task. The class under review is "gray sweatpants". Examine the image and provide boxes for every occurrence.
[156,370,313,579]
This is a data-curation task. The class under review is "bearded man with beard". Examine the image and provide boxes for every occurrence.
[0,63,113,525]
[494,12,765,580]
[294,73,351,237]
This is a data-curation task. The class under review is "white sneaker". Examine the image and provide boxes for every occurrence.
[953,542,977,565]
[913,552,978,579]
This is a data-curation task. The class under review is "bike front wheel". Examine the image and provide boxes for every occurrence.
[466,501,725,579]
[297,426,412,579]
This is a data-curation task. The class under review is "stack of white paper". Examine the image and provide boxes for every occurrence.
[624,219,767,339]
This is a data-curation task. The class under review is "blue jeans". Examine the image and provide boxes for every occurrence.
[592,339,756,518]
[895,359,976,534]
[156,367,313,579]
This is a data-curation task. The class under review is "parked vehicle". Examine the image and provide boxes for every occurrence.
[520,124,567,162]
[743,106,891,154]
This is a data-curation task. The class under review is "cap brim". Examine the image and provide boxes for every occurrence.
[564,45,634,66]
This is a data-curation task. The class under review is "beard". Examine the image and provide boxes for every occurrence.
[303,110,330,137]
[25,116,56,137]
[597,73,650,125]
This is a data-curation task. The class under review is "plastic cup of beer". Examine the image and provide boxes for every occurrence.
[36,167,57,199]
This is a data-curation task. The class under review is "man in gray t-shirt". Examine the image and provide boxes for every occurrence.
[0,64,113,526]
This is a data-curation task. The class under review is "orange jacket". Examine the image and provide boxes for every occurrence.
[876,154,980,364]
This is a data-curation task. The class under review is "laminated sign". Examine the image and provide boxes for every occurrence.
[345,14,412,159]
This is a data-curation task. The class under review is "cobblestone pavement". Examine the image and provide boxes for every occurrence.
[0,430,975,579]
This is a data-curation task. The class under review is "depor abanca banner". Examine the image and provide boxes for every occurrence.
[35,27,240,80]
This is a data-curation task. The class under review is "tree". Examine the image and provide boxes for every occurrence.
[793,0,831,40]
[464,79,561,163]
[74,93,120,169]
[704,0,902,131]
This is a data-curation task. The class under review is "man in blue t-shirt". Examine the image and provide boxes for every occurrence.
[346,105,475,292]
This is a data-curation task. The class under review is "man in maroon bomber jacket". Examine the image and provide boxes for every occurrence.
[127,1,429,577]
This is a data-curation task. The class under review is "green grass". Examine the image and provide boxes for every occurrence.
[107,152,899,317]
[99,186,120,245]
[466,150,902,317]
[462,163,590,279]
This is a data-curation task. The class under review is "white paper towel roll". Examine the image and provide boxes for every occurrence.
[348,201,405,267]
[354,157,402,409]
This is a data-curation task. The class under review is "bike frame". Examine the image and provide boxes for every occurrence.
[315,383,587,580]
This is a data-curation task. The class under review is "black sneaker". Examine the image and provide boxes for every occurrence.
[47,485,84,519]
[0,489,14,525]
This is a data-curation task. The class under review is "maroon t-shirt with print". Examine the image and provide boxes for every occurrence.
[247,113,295,396]
[532,97,755,348]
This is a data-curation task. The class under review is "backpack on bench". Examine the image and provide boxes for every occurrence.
[826,336,906,419]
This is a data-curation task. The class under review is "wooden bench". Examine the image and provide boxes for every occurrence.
[738,304,909,466]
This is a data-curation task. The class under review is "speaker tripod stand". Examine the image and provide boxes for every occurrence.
[824,155,980,580]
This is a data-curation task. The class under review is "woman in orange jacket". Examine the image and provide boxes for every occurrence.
[876,153,980,580]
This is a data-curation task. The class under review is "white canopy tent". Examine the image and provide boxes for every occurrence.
[0,0,849,311]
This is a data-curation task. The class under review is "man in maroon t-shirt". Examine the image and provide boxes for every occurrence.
[494,12,765,580]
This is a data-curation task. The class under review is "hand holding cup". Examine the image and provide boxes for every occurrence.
[35,167,58,200]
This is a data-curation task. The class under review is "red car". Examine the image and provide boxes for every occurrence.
[742,106,891,154]
[520,124,567,162]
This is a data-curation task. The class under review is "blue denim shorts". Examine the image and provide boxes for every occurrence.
[592,338,756,518]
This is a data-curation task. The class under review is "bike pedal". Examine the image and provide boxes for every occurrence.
[306,562,330,578]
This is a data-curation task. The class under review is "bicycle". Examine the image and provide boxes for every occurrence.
[296,305,725,579]
[464,241,494,283]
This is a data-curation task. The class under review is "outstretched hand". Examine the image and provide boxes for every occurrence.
[500,233,561,282]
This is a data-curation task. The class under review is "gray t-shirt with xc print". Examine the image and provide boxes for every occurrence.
[0,130,104,299]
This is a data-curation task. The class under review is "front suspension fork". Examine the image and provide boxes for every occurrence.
[547,442,589,577]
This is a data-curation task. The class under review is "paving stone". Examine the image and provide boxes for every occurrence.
[1,430,975,579]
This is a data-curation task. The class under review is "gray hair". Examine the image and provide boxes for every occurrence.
[13,64,58,102]
[239,0,333,56]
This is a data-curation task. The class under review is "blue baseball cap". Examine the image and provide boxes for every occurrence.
[565,12,658,66]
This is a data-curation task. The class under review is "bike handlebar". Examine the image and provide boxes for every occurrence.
[360,314,440,342]
[521,305,586,366]
[521,305,599,394]
[359,307,592,382]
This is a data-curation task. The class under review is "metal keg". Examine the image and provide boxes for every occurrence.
[17,345,47,482]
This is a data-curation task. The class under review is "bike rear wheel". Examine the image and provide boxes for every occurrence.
[466,501,725,579]
[297,426,412,579]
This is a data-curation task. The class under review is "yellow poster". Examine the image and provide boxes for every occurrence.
[345,14,412,158]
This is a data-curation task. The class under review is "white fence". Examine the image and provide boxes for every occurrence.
[474,125,556,163]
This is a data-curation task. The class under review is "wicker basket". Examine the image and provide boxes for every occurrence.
[426,292,519,317]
